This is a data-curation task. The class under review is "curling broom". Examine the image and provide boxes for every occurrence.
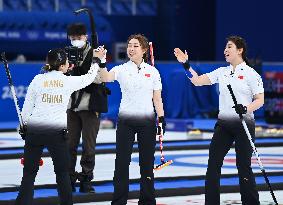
[148,42,173,171]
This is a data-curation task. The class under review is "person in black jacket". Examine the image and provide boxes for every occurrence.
[66,23,108,193]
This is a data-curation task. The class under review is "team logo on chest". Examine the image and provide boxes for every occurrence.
[238,75,244,80]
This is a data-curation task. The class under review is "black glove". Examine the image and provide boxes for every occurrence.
[157,116,166,135]
[233,104,247,115]
[182,61,193,78]
[19,124,27,140]
[182,61,190,71]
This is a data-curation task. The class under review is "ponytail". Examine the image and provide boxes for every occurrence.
[42,48,67,72]
[243,56,251,67]
[41,64,51,71]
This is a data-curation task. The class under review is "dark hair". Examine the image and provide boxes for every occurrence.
[42,48,67,72]
[127,34,149,62]
[226,35,250,66]
[67,23,87,36]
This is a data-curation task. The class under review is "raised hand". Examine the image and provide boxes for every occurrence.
[174,48,188,63]
[93,45,107,62]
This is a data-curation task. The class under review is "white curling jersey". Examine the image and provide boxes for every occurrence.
[206,62,264,119]
[21,64,99,132]
[110,60,162,118]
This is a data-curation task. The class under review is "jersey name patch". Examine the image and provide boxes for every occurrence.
[42,93,63,103]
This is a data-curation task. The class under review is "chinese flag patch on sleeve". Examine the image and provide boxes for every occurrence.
[238,75,244,80]
[145,73,150,77]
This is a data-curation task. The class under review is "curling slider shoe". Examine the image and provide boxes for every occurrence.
[154,159,173,171]
[20,158,44,166]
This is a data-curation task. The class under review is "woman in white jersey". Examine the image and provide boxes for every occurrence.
[174,36,264,205]
[99,34,165,205]
[15,48,104,205]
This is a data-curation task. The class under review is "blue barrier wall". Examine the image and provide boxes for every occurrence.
[1,62,282,122]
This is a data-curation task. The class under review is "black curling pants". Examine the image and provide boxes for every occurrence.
[111,117,157,205]
[15,130,72,205]
[205,119,260,205]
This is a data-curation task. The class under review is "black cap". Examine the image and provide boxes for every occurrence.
[67,23,87,36]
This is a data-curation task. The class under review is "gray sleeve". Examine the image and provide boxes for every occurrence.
[93,67,103,84]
